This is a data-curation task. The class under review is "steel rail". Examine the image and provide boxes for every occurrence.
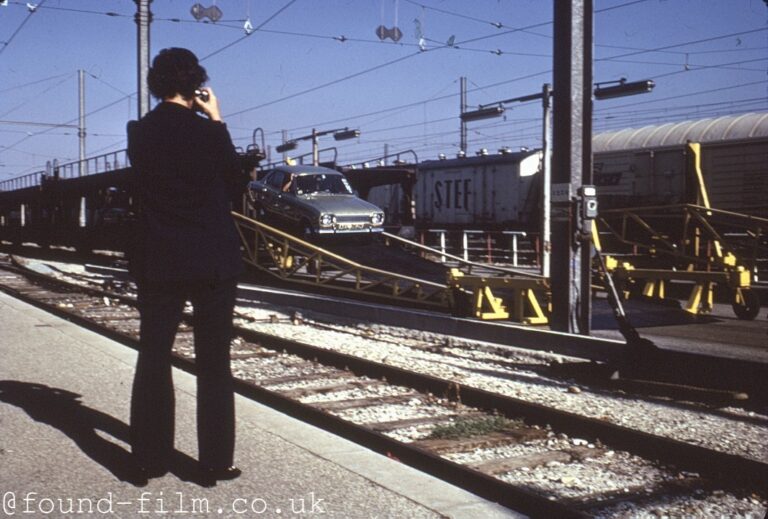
[1,258,766,509]
[7,250,765,398]
[234,326,768,491]
[0,259,584,518]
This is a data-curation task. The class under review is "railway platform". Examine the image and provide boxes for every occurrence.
[0,291,520,519]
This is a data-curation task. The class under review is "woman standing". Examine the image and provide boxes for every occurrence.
[127,47,246,482]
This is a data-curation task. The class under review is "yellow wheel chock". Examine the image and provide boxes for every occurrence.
[449,269,549,324]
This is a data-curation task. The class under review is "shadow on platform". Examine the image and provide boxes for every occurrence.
[591,296,718,330]
[0,380,210,487]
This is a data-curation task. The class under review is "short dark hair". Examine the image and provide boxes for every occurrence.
[147,47,208,100]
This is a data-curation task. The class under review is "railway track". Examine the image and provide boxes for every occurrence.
[0,254,766,518]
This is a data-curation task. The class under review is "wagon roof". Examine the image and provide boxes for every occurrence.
[593,111,768,152]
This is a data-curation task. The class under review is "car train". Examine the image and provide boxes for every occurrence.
[364,112,768,229]
[0,161,135,252]
[0,147,263,253]
[592,111,768,216]
[247,165,386,239]
[1,112,766,256]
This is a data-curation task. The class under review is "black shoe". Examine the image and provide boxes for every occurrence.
[202,466,242,481]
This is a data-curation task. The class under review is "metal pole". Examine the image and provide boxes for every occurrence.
[78,70,86,177]
[550,0,591,334]
[281,129,288,162]
[440,231,446,263]
[460,76,467,153]
[512,234,519,267]
[78,69,87,228]
[312,128,319,166]
[135,0,152,118]
[580,0,594,334]
[541,83,552,278]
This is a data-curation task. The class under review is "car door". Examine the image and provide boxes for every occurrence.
[279,175,305,226]
[262,171,285,219]
[250,170,279,219]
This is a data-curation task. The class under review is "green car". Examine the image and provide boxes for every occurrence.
[248,165,385,238]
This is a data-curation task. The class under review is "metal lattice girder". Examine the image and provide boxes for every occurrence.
[612,265,752,316]
[597,204,768,272]
[612,267,750,289]
[232,212,453,309]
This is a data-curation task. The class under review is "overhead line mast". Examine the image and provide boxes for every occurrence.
[135,0,152,118]
[550,0,593,335]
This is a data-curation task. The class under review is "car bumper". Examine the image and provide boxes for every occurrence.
[317,226,384,235]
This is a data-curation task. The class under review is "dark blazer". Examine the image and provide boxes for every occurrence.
[127,102,248,284]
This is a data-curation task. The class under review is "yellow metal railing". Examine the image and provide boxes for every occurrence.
[232,211,454,310]
[597,204,767,271]
[232,212,551,323]
[595,204,765,319]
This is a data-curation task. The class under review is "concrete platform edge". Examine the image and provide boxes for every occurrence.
[0,291,524,519]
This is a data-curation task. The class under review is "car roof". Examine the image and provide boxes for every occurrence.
[272,165,342,176]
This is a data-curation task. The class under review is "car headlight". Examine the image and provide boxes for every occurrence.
[320,214,335,227]
[371,212,385,225]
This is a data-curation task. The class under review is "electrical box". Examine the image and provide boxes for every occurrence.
[579,185,598,219]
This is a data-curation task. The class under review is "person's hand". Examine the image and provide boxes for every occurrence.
[194,87,223,122]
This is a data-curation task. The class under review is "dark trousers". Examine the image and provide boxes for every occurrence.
[130,277,238,469]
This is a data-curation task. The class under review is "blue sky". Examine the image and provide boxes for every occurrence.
[1,0,767,178]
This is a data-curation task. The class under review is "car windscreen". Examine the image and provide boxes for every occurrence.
[266,171,285,189]
[295,174,353,195]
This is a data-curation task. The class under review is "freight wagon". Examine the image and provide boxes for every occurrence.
[0,147,263,252]
[592,112,768,216]
[367,149,542,231]
[368,112,768,231]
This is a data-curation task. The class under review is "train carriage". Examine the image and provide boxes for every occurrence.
[593,112,768,216]
[2,113,766,258]
[367,149,542,231]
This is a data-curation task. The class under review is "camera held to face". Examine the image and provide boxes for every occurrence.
[194,89,210,103]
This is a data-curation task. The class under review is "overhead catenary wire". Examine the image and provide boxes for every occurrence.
[593,79,768,112]
[259,69,552,135]
[245,75,766,162]
[595,97,768,119]
[0,71,72,94]
[597,43,768,57]
[224,21,767,123]
[4,1,127,18]
[0,0,48,58]
[647,57,768,80]
[13,0,764,66]
[599,27,768,62]
[320,96,768,164]
[7,0,756,132]
[3,2,767,176]
[0,94,132,160]
[226,50,427,118]
[404,0,651,37]
[0,72,73,119]
[199,0,299,61]
[246,54,764,150]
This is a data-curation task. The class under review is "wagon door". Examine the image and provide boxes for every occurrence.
[651,149,685,205]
